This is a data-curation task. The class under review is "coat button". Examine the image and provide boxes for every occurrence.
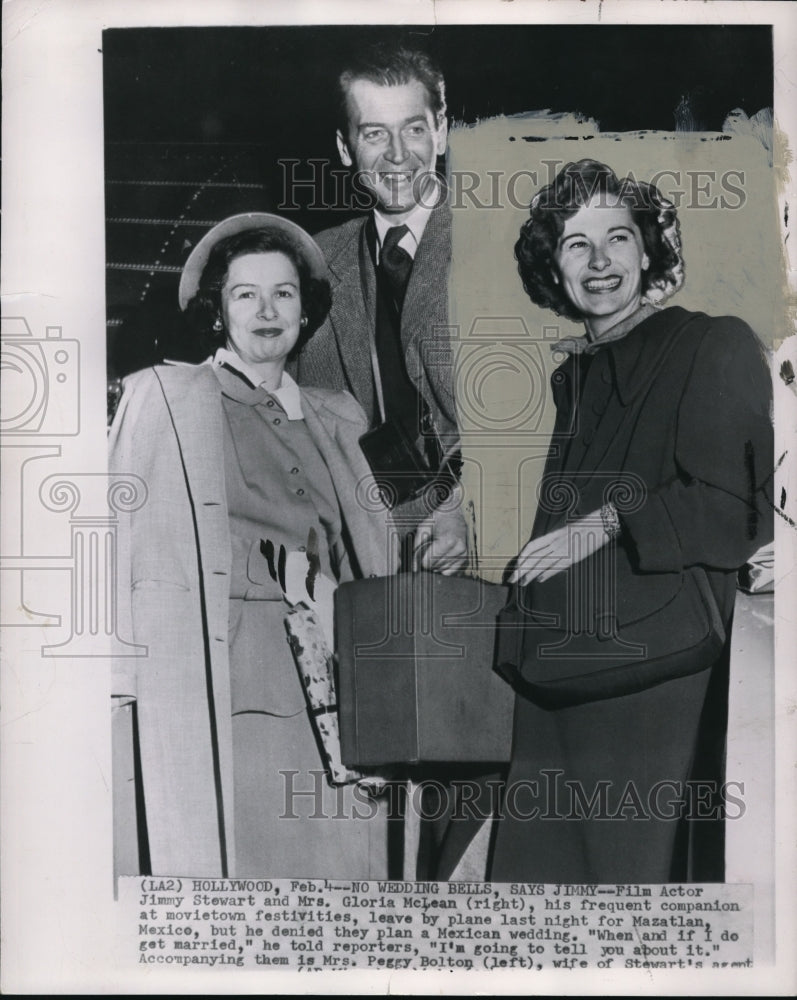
[592,400,605,416]
[296,488,305,496]
[290,467,300,474]
[266,399,275,407]
[600,368,612,384]
[582,432,593,446]
[273,417,281,425]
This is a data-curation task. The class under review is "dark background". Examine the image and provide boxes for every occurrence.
[104,24,773,376]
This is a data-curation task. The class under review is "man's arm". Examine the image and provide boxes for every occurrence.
[412,483,470,575]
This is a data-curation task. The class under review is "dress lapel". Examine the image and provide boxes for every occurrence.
[532,356,579,536]
[571,307,692,478]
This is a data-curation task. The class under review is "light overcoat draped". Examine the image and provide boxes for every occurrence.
[110,361,393,876]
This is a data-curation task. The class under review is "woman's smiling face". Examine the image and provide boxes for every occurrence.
[553,194,650,336]
[221,251,303,369]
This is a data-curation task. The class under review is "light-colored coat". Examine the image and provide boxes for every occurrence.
[110,361,393,875]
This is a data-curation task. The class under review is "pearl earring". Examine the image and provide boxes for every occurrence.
[300,316,308,327]
[212,317,223,333]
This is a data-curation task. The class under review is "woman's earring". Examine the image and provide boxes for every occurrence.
[300,316,308,327]
[212,316,223,333]
[642,254,650,271]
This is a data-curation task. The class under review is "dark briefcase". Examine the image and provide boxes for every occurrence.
[336,573,514,766]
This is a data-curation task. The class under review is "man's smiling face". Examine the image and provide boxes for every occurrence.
[337,78,447,222]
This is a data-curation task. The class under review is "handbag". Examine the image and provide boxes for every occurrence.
[358,418,437,508]
[495,564,727,709]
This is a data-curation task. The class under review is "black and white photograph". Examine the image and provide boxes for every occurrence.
[2,1,796,994]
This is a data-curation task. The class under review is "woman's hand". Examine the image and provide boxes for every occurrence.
[507,508,611,585]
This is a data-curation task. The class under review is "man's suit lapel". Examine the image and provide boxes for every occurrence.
[301,389,392,579]
[326,220,377,418]
[401,204,451,358]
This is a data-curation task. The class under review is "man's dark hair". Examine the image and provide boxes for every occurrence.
[337,42,447,133]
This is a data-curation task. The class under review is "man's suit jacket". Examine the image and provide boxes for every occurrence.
[109,361,393,876]
[293,205,459,458]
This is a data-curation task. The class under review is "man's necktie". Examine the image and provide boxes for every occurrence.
[380,224,413,309]
[372,220,439,476]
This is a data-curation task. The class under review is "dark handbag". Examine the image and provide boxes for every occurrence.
[336,572,515,766]
[495,565,726,709]
[359,419,435,508]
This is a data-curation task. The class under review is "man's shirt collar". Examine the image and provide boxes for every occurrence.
[373,201,432,262]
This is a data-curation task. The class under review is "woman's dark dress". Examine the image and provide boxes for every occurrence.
[489,306,773,883]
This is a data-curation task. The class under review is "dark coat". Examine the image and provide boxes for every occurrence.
[292,206,459,456]
[489,306,773,883]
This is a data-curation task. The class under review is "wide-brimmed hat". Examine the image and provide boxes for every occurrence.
[178,212,328,310]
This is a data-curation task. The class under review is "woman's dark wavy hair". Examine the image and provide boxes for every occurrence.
[184,228,332,356]
[515,159,684,321]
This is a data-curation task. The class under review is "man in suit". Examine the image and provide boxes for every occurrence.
[294,43,467,575]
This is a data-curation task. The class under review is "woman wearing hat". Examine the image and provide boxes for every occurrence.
[110,214,394,877]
